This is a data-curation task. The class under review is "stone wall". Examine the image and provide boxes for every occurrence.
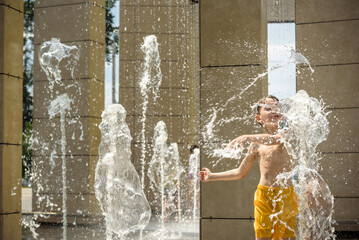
[32,0,105,223]
[199,1,268,239]
[0,0,23,238]
[119,0,200,207]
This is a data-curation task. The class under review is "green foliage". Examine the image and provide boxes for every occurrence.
[22,0,34,179]
[22,121,33,179]
[23,0,34,128]
[105,0,119,62]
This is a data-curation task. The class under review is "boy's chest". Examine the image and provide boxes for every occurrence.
[258,144,287,159]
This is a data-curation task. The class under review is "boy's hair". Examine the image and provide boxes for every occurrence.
[256,95,279,115]
[189,144,199,154]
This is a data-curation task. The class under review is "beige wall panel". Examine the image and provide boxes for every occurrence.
[0,75,22,144]
[135,6,188,33]
[33,79,104,119]
[296,0,359,24]
[119,87,135,115]
[201,66,265,141]
[135,33,188,61]
[296,64,359,108]
[33,193,101,215]
[0,6,24,78]
[133,61,189,89]
[133,88,189,116]
[320,153,359,197]
[335,223,359,232]
[0,0,24,11]
[201,219,255,240]
[34,42,105,82]
[267,0,295,22]
[201,147,260,218]
[200,0,263,67]
[129,0,189,6]
[133,115,188,144]
[0,145,21,213]
[120,33,135,60]
[296,20,359,66]
[34,4,105,45]
[32,155,95,194]
[35,0,105,8]
[120,60,136,88]
[318,108,359,153]
[333,197,359,221]
[120,5,135,33]
[32,117,101,156]
[0,213,21,240]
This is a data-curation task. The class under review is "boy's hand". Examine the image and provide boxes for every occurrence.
[199,168,211,182]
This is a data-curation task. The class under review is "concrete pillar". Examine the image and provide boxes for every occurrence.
[119,0,200,206]
[296,0,359,232]
[33,0,105,224]
[0,0,23,238]
[200,0,267,239]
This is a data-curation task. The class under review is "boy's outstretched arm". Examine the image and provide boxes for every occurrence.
[227,134,281,148]
[199,143,258,182]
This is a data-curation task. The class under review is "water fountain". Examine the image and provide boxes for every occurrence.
[148,121,184,239]
[95,104,151,239]
[27,38,81,240]
[18,1,356,239]
[139,35,163,190]
[189,148,200,222]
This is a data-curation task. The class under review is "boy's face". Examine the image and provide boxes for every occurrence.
[256,98,282,129]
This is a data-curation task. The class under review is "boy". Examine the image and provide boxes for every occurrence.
[199,95,298,240]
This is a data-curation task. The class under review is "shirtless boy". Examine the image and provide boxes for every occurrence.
[199,95,298,240]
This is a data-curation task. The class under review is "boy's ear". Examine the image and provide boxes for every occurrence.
[255,114,262,124]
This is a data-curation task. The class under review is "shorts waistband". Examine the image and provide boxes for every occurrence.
[257,184,294,192]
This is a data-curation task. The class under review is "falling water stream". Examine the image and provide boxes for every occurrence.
[34,38,80,240]
[48,93,72,240]
[139,35,163,190]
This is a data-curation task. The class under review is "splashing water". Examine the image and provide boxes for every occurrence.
[27,38,81,240]
[95,104,151,239]
[274,90,335,239]
[203,50,315,166]
[189,148,200,222]
[290,49,314,73]
[48,93,72,240]
[139,35,163,190]
[39,38,80,88]
[148,121,183,239]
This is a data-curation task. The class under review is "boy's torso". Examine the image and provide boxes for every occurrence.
[257,143,293,187]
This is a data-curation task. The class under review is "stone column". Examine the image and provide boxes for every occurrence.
[296,0,359,232]
[200,1,267,239]
[0,0,23,239]
[33,0,105,224]
[119,0,200,206]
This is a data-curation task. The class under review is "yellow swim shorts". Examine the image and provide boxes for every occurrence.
[254,184,298,239]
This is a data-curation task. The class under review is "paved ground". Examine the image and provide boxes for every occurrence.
[22,188,199,239]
